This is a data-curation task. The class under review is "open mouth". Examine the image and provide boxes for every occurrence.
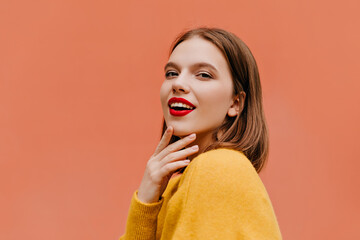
[168,97,196,116]
[169,102,195,111]
[169,107,195,116]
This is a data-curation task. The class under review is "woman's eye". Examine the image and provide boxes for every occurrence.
[165,71,178,78]
[198,72,212,79]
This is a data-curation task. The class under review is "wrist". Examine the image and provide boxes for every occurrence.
[137,187,160,204]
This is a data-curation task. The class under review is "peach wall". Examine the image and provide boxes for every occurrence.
[1,0,359,239]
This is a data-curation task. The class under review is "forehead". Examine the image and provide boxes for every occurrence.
[168,37,228,69]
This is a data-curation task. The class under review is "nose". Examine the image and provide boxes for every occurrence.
[172,73,190,94]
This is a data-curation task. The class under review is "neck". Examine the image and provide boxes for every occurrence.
[182,131,214,161]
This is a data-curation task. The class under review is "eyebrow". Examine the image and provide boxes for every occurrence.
[164,62,219,73]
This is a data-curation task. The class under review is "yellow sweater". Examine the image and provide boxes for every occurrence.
[120,148,282,239]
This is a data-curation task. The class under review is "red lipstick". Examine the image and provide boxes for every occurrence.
[168,97,196,117]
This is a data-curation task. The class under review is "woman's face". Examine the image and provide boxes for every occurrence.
[160,37,238,139]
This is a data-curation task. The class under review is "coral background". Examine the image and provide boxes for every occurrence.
[1,0,359,239]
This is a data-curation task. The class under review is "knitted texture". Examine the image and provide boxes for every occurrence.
[120,148,282,240]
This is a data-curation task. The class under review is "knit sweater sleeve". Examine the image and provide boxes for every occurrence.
[161,148,282,240]
[119,190,164,240]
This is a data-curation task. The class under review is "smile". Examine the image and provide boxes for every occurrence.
[168,97,196,116]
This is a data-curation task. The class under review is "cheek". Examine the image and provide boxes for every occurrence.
[159,83,169,107]
[199,87,232,114]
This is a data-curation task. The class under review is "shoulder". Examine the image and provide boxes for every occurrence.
[189,148,257,178]
[179,148,271,208]
[182,148,265,193]
[164,149,282,239]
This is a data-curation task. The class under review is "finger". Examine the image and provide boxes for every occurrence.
[159,145,199,165]
[159,159,191,177]
[156,133,196,160]
[153,126,173,156]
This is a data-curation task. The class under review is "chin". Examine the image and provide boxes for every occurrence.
[174,130,192,138]
[166,122,193,137]
[173,128,192,138]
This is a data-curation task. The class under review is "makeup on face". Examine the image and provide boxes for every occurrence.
[168,97,196,116]
[160,37,236,140]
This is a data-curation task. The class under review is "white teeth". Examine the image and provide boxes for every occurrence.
[170,102,194,109]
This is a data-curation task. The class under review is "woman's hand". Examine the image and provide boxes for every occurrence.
[137,126,199,203]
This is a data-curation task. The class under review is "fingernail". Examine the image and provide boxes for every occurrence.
[189,133,196,139]
[166,126,172,132]
[191,145,199,150]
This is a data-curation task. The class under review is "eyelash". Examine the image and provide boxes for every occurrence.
[198,72,212,78]
[165,71,178,78]
[165,71,213,79]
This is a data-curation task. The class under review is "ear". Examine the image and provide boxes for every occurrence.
[227,91,246,117]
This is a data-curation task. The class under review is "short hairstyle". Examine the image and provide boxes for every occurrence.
[161,27,269,173]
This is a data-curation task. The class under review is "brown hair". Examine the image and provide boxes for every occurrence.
[161,27,269,173]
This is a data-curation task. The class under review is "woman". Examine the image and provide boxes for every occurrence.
[120,27,282,239]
